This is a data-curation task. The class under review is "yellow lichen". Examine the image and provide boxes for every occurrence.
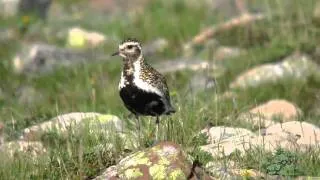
[169,169,185,180]
[240,169,256,177]
[122,168,143,179]
[121,151,151,170]
[149,164,166,180]
[158,156,170,166]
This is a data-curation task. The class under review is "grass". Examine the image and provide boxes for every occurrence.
[0,0,320,179]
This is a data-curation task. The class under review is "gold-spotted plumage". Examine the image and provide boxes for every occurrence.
[112,38,175,142]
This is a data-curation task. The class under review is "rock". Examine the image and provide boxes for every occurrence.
[15,86,43,106]
[0,122,4,146]
[213,46,244,61]
[313,1,320,25]
[21,112,125,141]
[95,142,212,179]
[67,27,107,48]
[238,99,301,128]
[188,74,216,93]
[202,126,255,144]
[0,0,20,17]
[0,140,46,157]
[18,0,52,20]
[13,43,108,75]
[0,87,4,101]
[143,38,169,56]
[201,122,320,157]
[230,53,320,89]
[265,121,320,147]
[155,58,224,75]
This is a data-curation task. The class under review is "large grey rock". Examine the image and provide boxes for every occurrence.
[201,121,320,157]
[18,0,52,20]
[230,53,320,89]
[0,0,52,19]
[13,43,109,75]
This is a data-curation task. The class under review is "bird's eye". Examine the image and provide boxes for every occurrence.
[127,45,133,49]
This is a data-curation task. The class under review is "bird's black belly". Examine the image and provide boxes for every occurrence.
[119,85,165,116]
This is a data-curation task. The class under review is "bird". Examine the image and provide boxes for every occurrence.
[112,38,175,142]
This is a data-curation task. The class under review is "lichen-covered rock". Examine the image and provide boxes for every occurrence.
[95,142,212,180]
[238,99,302,128]
[230,53,320,89]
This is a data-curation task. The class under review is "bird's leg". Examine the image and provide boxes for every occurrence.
[155,116,160,143]
[135,115,141,146]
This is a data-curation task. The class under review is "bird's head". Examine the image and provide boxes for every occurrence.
[112,38,142,60]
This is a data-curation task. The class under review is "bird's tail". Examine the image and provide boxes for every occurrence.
[166,106,176,115]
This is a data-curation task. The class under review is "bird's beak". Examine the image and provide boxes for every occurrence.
[111,51,119,56]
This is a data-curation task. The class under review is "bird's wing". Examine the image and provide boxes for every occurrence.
[145,63,171,101]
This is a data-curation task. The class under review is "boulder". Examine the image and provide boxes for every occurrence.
[94,142,212,179]
[238,99,301,128]
[201,121,320,157]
